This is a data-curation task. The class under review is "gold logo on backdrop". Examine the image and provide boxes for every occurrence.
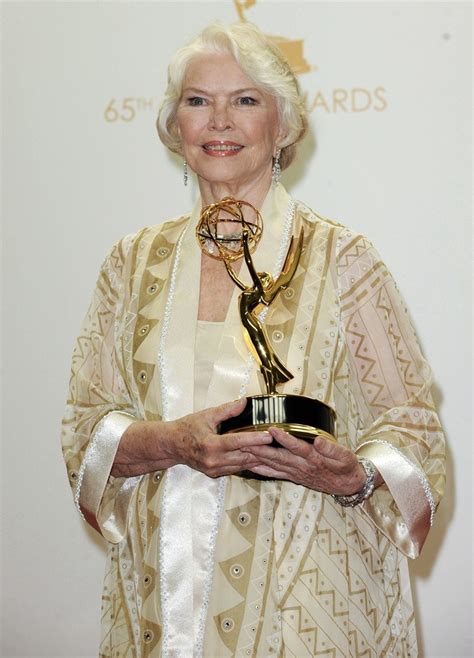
[234,0,311,74]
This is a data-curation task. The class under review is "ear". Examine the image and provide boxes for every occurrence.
[274,118,288,152]
[175,132,184,156]
[175,119,183,154]
[273,138,287,158]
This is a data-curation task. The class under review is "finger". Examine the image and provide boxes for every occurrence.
[213,459,263,475]
[243,446,308,478]
[243,444,310,474]
[227,456,267,473]
[248,465,288,479]
[240,443,283,459]
[208,398,247,431]
[268,427,312,457]
[201,454,266,477]
[214,430,273,451]
[312,435,350,461]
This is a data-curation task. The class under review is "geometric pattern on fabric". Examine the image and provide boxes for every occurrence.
[62,187,444,657]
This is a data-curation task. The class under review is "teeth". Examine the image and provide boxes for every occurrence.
[204,144,242,151]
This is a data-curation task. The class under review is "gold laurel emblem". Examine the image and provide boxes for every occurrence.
[234,0,311,74]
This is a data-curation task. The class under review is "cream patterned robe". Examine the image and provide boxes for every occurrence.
[62,184,445,657]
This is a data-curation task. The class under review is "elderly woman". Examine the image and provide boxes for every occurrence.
[62,22,445,657]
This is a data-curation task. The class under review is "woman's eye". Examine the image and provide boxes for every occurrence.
[238,96,258,106]
[187,97,206,106]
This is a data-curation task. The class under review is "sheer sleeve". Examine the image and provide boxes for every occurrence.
[61,235,141,543]
[336,229,446,558]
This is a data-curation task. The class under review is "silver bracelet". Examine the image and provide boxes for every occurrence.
[332,457,376,508]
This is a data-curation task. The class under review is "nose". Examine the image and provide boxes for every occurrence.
[208,101,233,131]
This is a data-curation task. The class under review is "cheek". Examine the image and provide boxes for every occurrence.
[177,116,206,149]
[253,115,281,147]
[176,128,195,157]
[176,110,195,142]
[267,110,283,143]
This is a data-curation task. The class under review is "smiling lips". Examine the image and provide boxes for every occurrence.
[202,141,243,156]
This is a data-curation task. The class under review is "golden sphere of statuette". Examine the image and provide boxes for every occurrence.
[196,197,263,261]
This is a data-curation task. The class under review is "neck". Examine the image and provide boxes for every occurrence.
[198,171,273,211]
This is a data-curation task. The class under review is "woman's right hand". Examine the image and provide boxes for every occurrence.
[111,399,273,478]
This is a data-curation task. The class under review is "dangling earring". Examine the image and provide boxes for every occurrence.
[272,149,281,185]
[183,159,188,186]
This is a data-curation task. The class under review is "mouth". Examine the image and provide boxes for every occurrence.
[202,141,244,156]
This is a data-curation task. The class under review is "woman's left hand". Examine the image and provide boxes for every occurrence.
[242,427,376,495]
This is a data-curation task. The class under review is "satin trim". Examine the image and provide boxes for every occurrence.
[160,464,195,658]
[77,410,138,543]
[357,439,435,557]
[158,216,205,658]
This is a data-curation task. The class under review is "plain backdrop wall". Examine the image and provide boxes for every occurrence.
[1,1,472,656]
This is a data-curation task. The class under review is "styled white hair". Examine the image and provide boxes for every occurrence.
[156,22,307,170]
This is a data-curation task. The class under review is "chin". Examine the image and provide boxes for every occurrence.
[199,170,247,187]
[200,166,268,189]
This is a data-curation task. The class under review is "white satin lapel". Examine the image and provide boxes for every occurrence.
[160,198,201,658]
[252,183,291,273]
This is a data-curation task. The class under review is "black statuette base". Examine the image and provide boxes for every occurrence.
[218,394,336,480]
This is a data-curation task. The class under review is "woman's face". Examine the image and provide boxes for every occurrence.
[176,52,283,193]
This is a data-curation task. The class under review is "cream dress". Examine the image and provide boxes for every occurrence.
[62,184,445,657]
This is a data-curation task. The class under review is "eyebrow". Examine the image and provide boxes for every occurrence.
[182,87,263,96]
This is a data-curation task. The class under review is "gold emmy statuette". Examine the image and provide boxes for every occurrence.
[196,198,336,469]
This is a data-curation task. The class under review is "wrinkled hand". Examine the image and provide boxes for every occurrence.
[112,399,273,478]
[242,427,368,495]
[165,399,273,477]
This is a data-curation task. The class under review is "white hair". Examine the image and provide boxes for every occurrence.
[156,22,307,170]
